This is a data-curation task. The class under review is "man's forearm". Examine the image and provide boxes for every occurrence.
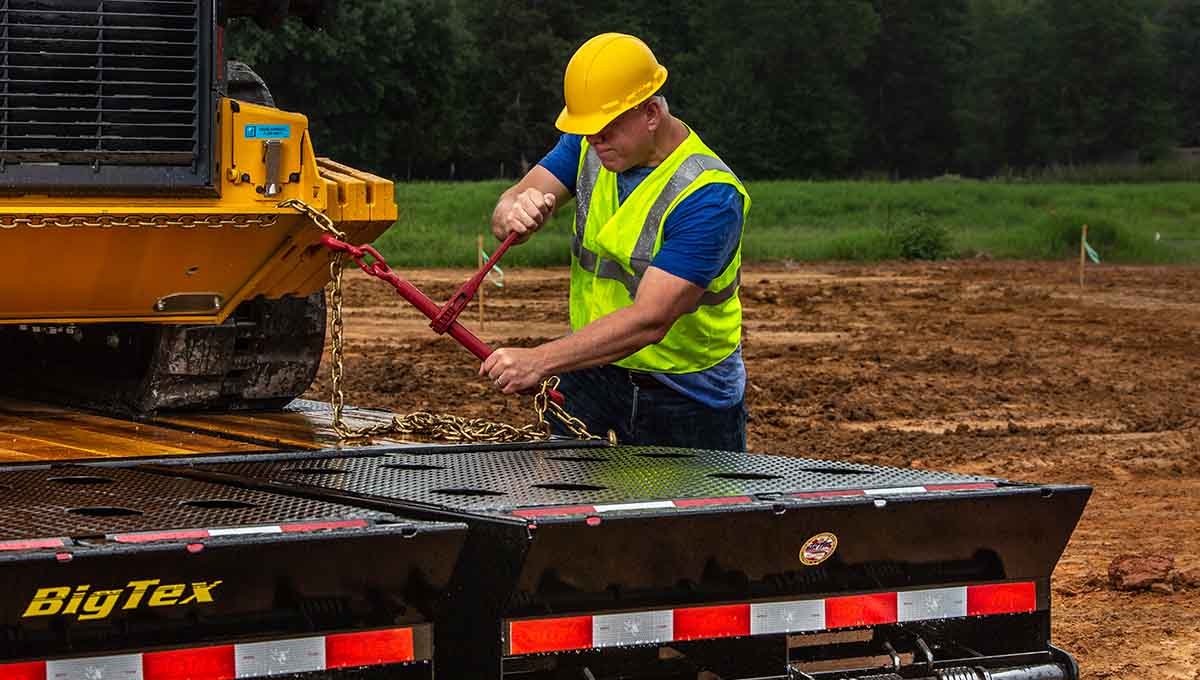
[481,267,705,393]
[540,306,670,375]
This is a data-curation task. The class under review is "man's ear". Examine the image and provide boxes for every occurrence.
[644,100,661,132]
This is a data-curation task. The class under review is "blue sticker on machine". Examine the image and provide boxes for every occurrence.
[244,124,291,139]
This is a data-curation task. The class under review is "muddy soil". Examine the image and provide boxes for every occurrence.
[305,261,1200,679]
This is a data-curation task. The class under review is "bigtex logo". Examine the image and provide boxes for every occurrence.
[22,579,222,621]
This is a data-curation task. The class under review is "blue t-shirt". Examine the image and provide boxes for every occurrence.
[539,133,746,408]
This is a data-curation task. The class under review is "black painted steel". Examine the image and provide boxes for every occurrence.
[196,445,1002,514]
[0,463,465,678]
[0,464,393,539]
[0,422,1086,679]
[175,446,1089,680]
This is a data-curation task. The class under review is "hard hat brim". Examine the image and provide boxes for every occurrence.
[555,106,621,136]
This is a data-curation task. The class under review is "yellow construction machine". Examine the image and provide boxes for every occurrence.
[0,0,396,414]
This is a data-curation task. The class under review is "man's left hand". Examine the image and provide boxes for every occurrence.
[481,347,549,394]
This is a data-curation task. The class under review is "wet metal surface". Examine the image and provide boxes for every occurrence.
[0,464,414,539]
[198,446,1000,513]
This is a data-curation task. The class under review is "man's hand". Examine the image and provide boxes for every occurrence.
[496,188,556,244]
[481,346,549,394]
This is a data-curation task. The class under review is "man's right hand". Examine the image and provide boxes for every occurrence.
[495,188,557,244]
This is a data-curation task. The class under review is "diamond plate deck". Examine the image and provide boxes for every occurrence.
[0,464,445,539]
[196,445,1002,514]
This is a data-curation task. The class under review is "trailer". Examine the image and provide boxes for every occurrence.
[0,398,1089,679]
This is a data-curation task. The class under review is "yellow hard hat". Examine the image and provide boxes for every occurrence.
[555,33,669,136]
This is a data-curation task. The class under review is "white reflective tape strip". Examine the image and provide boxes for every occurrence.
[750,599,826,635]
[235,636,325,677]
[209,525,283,536]
[897,586,968,622]
[592,501,676,513]
[47,654,142,680]
[592,610,673,648]
[864,486,928,496]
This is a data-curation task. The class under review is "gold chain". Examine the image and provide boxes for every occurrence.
[282,198,604,444]
[0,214,278,229]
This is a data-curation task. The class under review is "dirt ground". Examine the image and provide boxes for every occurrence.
[305,261,1200,679]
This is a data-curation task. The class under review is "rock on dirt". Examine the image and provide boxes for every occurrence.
[1108,554,1175,591]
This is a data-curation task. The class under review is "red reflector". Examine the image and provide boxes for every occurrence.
[0,661,45,680]
[673,604,751,640]
[281,519,369,533]
[509,616,593,655]
[511,505,595,519]
[0,538,64,551]
[673,496,753,508]
[115,530,209,543]
[825,593,898,628]
[326,627,415,668]
[143,645,235,680]
[968,582,1037,616]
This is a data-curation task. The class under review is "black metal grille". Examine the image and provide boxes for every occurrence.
[200,447,1003,514]
[1,0,200,164]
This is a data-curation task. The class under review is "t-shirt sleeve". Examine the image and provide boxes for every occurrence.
[536,133,583,195]
[650,184,744,289]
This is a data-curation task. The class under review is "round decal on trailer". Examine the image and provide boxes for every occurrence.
[799,532,838,566]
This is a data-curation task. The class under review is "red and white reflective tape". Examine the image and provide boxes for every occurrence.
[112,519,370,544]
[510,484,998,519]
[0,538,67,552]
[0,626,423,679]
[512,496,753,519]
[792,483,997,499]
[506,581,1036,656]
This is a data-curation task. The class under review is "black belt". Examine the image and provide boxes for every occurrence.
[626,370,668,389]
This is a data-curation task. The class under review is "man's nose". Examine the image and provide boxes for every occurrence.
[586,132,605,145]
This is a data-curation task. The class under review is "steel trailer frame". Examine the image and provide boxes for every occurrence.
[139,440,1090,680]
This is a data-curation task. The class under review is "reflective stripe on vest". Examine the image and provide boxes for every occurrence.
[572,149,742,307]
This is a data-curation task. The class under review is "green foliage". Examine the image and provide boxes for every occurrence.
[994,159,1200,183]
[225,0,1195,181]
[1032,213,1127,259]
[858,0,972,176]
[226,0,471,178]
[375,181,574,268]
[454,1,577,178]
[1034,0,1175,163]
[883,211,953,260]
[1162,0,1200,145]
[826,229,896,261]
[372,179,1200,266]
[675,0,880,178]
[955,0,1054,174]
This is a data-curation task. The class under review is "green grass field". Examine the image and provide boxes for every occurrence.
[372,179,1200,267]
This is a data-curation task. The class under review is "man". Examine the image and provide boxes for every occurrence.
[481,32,750,450]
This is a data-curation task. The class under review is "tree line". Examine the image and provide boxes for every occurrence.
[228,0,1200,181]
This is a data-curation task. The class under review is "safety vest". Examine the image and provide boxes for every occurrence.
[569,131,750,373]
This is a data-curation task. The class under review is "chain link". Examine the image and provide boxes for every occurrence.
[277,198,340,237]
[0,213,278,229]
[283,198,604,444]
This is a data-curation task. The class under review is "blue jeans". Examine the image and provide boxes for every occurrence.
[550,365,747,451]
